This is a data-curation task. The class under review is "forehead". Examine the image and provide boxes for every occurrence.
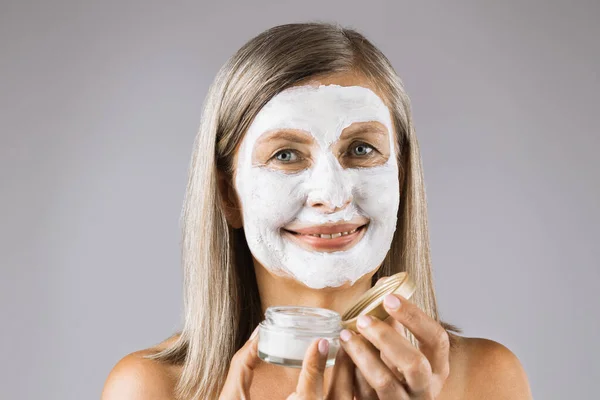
[245,84,393,147]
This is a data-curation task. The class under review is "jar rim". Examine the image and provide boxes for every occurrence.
[263,306,341,333]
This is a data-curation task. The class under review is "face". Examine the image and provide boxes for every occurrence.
[233,78,400,289]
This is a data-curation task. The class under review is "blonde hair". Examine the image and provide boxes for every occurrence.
[147,21,457,399]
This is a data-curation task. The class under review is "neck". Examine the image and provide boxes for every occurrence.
[252,260,376,386]
[253,260,375,318]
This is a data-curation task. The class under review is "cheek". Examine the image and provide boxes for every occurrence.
[352,165,400,220]
[240,168,307,228]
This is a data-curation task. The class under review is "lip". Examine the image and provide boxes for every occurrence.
[282,221,369,252]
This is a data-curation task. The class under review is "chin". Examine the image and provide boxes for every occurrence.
[248,222,392,290]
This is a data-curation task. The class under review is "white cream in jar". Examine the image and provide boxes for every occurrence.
[257,306,341,368]
[257,273,416,368]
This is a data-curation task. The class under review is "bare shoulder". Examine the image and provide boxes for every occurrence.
[451,336,533,400]
[101,334,183,400]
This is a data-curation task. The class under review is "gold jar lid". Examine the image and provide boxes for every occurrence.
[341,272,416,332]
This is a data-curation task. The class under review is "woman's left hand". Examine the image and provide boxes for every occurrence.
[339,291,450,399]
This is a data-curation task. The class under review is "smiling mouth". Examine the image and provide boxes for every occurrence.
[281,222,369,252]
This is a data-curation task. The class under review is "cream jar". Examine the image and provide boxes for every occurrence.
[257,306,341,368]
[257,272,416,368]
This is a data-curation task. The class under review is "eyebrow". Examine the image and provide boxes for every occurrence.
[339,123,388,140]
[255,129,314,146]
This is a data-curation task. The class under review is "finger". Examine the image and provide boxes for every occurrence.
[295,338,329,398]
[340,329,408,400]
[220,326,261,397]
[356,315,433,395]
[383,294,450,378]
[354,368,377,400]
[383,315,407,338]
[381,351,407,383]
[326,346,354,400]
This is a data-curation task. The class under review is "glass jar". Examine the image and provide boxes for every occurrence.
[258,306,341,368]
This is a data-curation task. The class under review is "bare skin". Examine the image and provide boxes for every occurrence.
[102,71,533,399]
[101,330,531,399]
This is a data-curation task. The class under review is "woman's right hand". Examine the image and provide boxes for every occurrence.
[219,327,355,399]
[218,327,262,399]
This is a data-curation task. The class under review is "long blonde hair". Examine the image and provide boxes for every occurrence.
[147,21,456,399]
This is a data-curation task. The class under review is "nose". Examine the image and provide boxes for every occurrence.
[307,195,353,213]
[305,153,353,213]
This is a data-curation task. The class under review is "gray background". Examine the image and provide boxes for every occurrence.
[1,0,598,399]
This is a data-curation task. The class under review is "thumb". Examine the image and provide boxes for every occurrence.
[293,338,329,399]
[219,326,261,399]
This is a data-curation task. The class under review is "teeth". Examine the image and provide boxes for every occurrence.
[302,228,362,239]
[292,226,363,239]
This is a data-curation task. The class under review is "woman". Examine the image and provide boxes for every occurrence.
[102,22,532,399]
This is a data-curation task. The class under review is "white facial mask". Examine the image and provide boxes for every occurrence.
[234,84,400,289]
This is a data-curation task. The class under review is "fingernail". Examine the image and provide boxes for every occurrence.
[383,294,401,310]
[318,339,329,356]
[357,315,372,329]
[250,326,259,340]
[340,329,352,342]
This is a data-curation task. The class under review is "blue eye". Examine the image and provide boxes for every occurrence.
[352,143,373,156]
[274,150,298,162]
